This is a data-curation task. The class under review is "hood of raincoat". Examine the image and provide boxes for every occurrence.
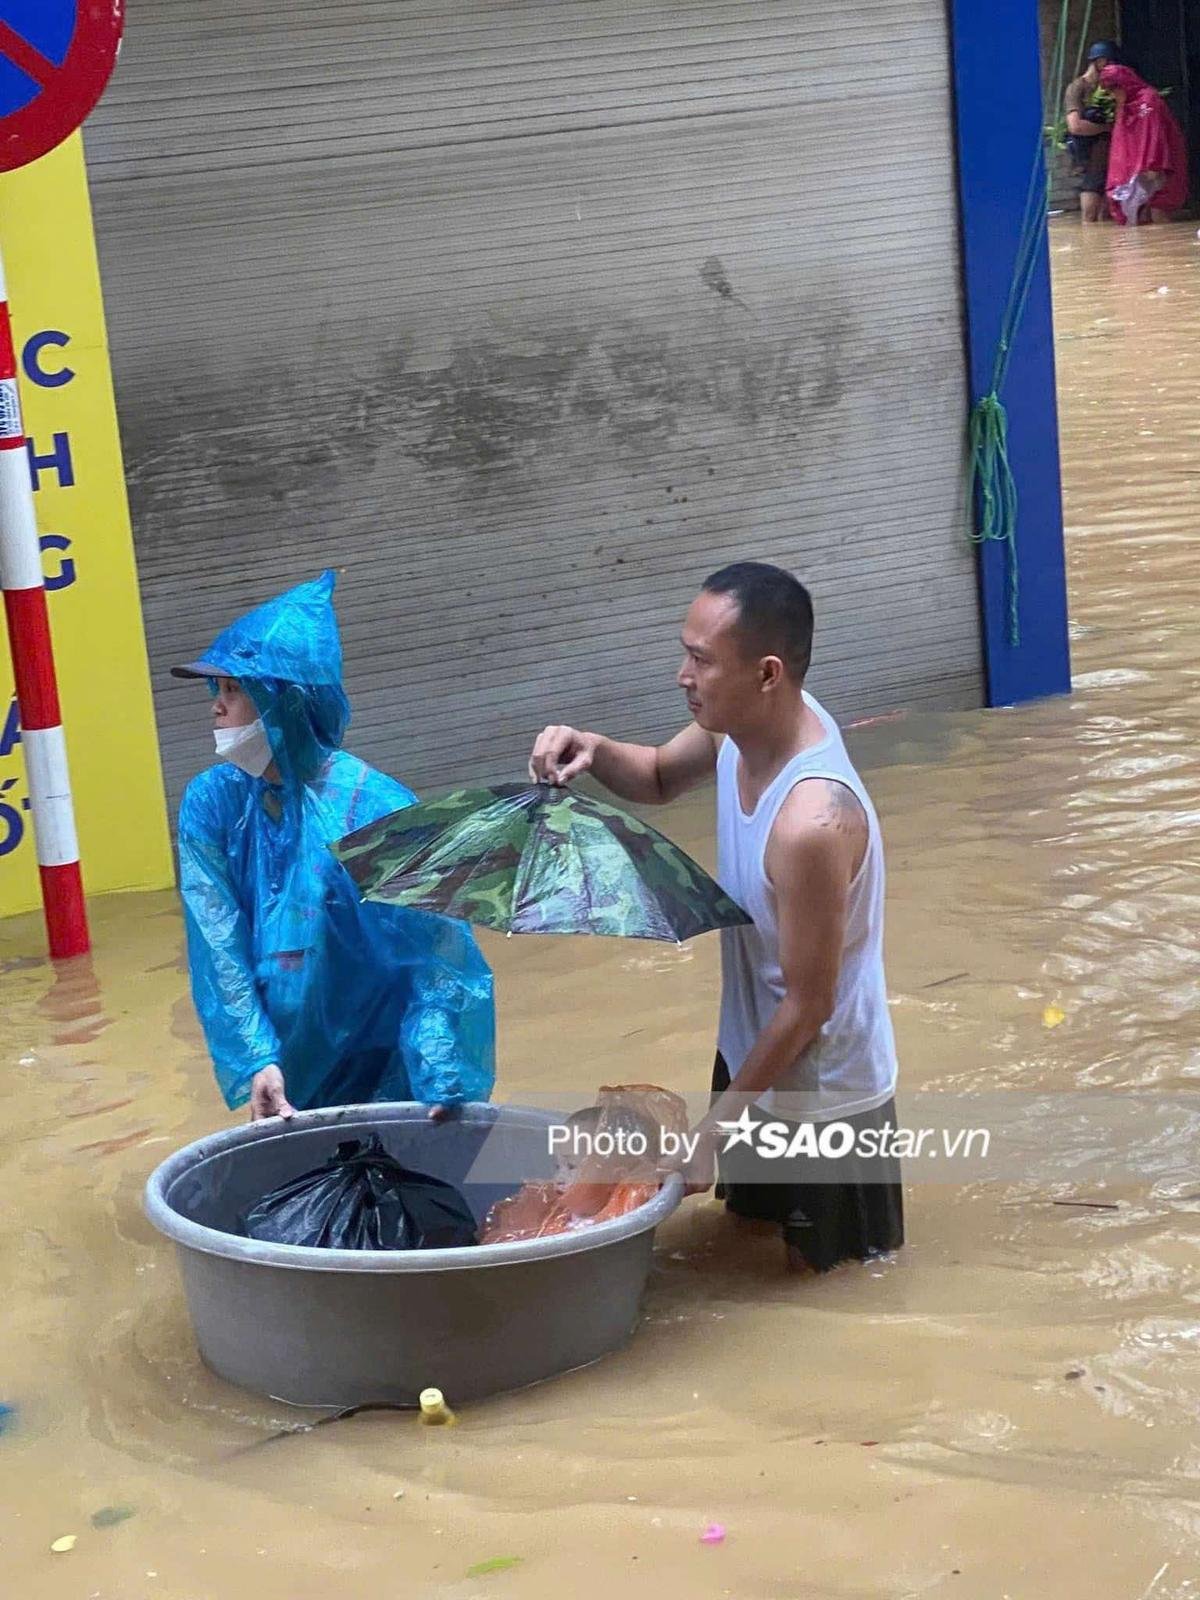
[179,571,350,786]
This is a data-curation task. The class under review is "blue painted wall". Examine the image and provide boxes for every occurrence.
[949,0,1073,705]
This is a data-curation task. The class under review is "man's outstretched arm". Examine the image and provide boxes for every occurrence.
[529,721,718,805]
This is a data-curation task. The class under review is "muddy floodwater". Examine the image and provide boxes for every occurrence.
[4,224,1200,1598]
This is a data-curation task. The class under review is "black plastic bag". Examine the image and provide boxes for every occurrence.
[241,1135,478,1250]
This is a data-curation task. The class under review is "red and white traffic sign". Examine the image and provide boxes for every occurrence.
[0,1,124,174]
[0,1,124,956]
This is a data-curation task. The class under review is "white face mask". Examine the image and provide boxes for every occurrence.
[213,718,274,778]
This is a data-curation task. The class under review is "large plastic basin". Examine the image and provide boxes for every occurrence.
[144,1102,684,1407]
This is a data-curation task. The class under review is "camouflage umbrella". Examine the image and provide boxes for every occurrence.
[332,783,750,943]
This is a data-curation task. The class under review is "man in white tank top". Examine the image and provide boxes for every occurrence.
[530,562,902,1274]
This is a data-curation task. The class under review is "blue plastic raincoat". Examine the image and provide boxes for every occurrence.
[176,571,495,1112]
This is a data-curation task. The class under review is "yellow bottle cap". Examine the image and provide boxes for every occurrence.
[419,1387,445,1414]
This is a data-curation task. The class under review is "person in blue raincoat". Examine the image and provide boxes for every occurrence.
[173,570,495,1121]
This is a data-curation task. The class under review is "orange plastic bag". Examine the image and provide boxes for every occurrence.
[479,1084,688,1245]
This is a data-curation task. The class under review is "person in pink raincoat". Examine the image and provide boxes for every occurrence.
[1100,64,1189,225]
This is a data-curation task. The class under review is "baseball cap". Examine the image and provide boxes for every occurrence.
[170,660,222,681]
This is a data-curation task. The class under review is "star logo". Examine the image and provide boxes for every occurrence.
[715,1105,763,1152]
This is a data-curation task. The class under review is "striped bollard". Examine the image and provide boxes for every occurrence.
[0,248,89,958]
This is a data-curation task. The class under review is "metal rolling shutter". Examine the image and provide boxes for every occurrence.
[85,0,980,816]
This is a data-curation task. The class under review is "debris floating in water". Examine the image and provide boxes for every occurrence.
[50,1535,78,1554]
[1042,1004,1066,1029]
[419,1387,458,1427]
[0,1403,14,1436]
[700,1522,726,1544]
[91,1505,136,1528]
[466,1555,523,1577]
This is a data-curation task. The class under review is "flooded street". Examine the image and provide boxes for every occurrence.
[4,223,1200,1598]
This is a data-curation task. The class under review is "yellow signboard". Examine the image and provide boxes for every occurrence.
[0,134,172,918]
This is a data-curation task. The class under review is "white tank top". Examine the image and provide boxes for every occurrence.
[716,692,898,1121]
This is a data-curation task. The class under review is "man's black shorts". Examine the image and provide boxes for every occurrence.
[711,1052,905,1273]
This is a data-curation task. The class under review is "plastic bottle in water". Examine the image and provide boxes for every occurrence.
[419,1387,457,1427]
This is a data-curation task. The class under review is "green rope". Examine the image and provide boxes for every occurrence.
[965,0,1072,648]
[966,397,1020,648]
